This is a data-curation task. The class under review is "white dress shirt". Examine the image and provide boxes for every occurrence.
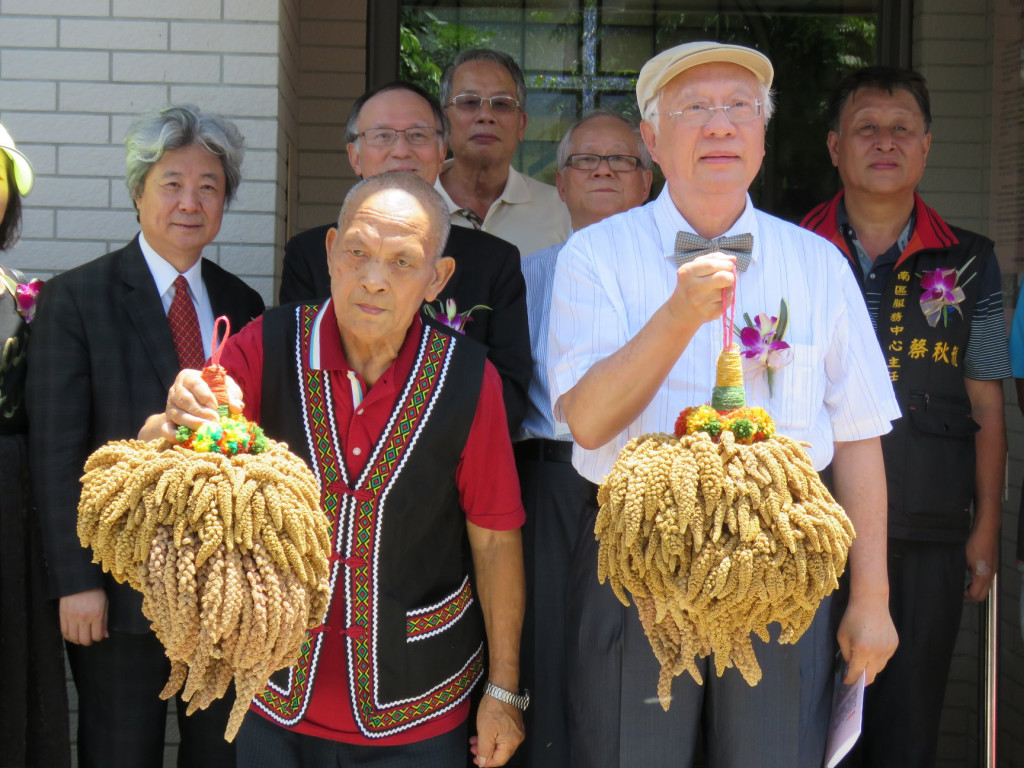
[548,186,900,483]
[139,232,216,359]
[517,239,572,442]
[435,162,571,257]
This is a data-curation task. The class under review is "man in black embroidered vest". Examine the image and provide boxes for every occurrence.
[802,66,1011,768]
[144,172,527,768]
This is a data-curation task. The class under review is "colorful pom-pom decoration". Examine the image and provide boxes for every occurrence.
[176,404,267,456]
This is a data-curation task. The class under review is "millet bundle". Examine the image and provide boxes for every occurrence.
[77,320,331,741]
[595,344,854,708]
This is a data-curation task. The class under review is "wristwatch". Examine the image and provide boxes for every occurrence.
[483,681,531,711]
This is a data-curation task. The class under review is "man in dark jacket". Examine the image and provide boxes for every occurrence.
[279,81,531,434]
[802,66,1010,768]
[28,104,265,768]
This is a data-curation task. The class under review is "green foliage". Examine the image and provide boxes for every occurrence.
[399,10,495,97]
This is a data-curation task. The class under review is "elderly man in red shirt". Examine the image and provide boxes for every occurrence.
[144,171,526,768]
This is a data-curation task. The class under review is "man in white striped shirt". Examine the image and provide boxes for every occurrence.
[548,42,901,768]
[516,110,652,768]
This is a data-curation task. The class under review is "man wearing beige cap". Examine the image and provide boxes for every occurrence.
[548,42,900,766]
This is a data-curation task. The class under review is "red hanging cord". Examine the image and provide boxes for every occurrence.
[720,267,737,351]
[201,316,232,406]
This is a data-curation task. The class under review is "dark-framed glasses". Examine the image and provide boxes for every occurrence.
[448,94,521,115]
[356,127,440,146]
[566,154,643,172]
[655,99,763,126]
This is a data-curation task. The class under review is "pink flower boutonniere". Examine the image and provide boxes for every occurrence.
[422,298,490,334]
[736,299,792,397]
[919,257,975,328]
[0,267,43,323]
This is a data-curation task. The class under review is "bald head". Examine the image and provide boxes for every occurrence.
[338,171,451,261]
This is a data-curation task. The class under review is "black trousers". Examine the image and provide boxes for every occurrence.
[513,440,597,768]
[66,629,236,768]
[237,712,467,767]
[838,538,966,768]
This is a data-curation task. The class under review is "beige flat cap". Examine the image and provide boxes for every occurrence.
[636,41,774,115]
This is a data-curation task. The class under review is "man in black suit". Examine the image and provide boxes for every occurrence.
[279,81,531,432]
[27,105,265,768]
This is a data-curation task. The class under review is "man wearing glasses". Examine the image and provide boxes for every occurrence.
[279,81,532,434]
[548,42,899,767]
[515,110,652,768]
[437,49,570,256]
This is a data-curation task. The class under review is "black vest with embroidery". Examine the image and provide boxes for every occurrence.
[251,303,486,737]
[874,229,989,542]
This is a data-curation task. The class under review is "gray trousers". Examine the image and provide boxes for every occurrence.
[566,501,832,768]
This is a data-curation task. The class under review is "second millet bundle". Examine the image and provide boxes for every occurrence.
[595,344,854,708]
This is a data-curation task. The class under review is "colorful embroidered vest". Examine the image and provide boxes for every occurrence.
[252,303,486,736]
[803,194,989,541]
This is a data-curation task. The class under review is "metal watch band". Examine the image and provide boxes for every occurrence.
[483,681,530,711]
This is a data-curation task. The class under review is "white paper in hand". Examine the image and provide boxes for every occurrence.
[825,667,865,768]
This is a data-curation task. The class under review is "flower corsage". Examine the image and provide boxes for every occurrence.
[919,257,975,327]
[736,299,792,396]
[423,298,490,334]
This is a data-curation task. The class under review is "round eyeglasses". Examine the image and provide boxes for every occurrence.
[448,94,521,115]
[654,100,764,126]
[565,154,643,172]
[355,127,440,146]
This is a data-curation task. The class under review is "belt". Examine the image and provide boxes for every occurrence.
[513,438,574,464]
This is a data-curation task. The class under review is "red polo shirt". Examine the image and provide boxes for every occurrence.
[218,307,525,745]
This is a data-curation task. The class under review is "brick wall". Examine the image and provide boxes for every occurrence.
[915,1,1024,766]
[0,0,286,305]
[293,0,366,236]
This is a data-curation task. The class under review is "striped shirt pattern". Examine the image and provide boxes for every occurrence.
[548,187,901,484]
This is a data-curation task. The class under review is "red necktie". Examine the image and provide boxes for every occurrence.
[167,275,205,370]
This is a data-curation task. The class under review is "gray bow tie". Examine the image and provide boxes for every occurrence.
[674,231,754,271]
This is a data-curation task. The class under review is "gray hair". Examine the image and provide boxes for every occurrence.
[345,81,449,147]
[555,110,653,171]
[337,171,451,262]
[125,104,246,206]
[642,83,776,133]
[440,49,527,110]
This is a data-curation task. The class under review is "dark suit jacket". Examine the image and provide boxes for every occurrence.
[280,223,532,432]
[27,236,265,633]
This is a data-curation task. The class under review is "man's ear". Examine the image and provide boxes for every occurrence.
[826,131,840,168]
[426,256,456,301]
[555,169,567,203]
[640,120,659,166]
[347,142,362,177]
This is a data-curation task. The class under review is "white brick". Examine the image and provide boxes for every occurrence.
[3,0,109,15]
[2,50,110,81]
[10,144,57,175]
[224,0,278,23]
[216,211,274,244]
[57,209,138,242]
[9,239,109,272]
[112,0,221,20]
[20,207,56,239]
[223,55,278,85]
[0,80,58,111]
[169,85,276,117]
[60,83,170,113]
[229,180,276,212]
[60,20,169,51]
[231,118,277,150]
[240,149,276,181]
[59,145,129,177]
[113,52,221,84]
[217,244,275,275]
[169,22,278,54]
[29,177,110,208]
[5,112,109,144]
[0,17,58,48]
